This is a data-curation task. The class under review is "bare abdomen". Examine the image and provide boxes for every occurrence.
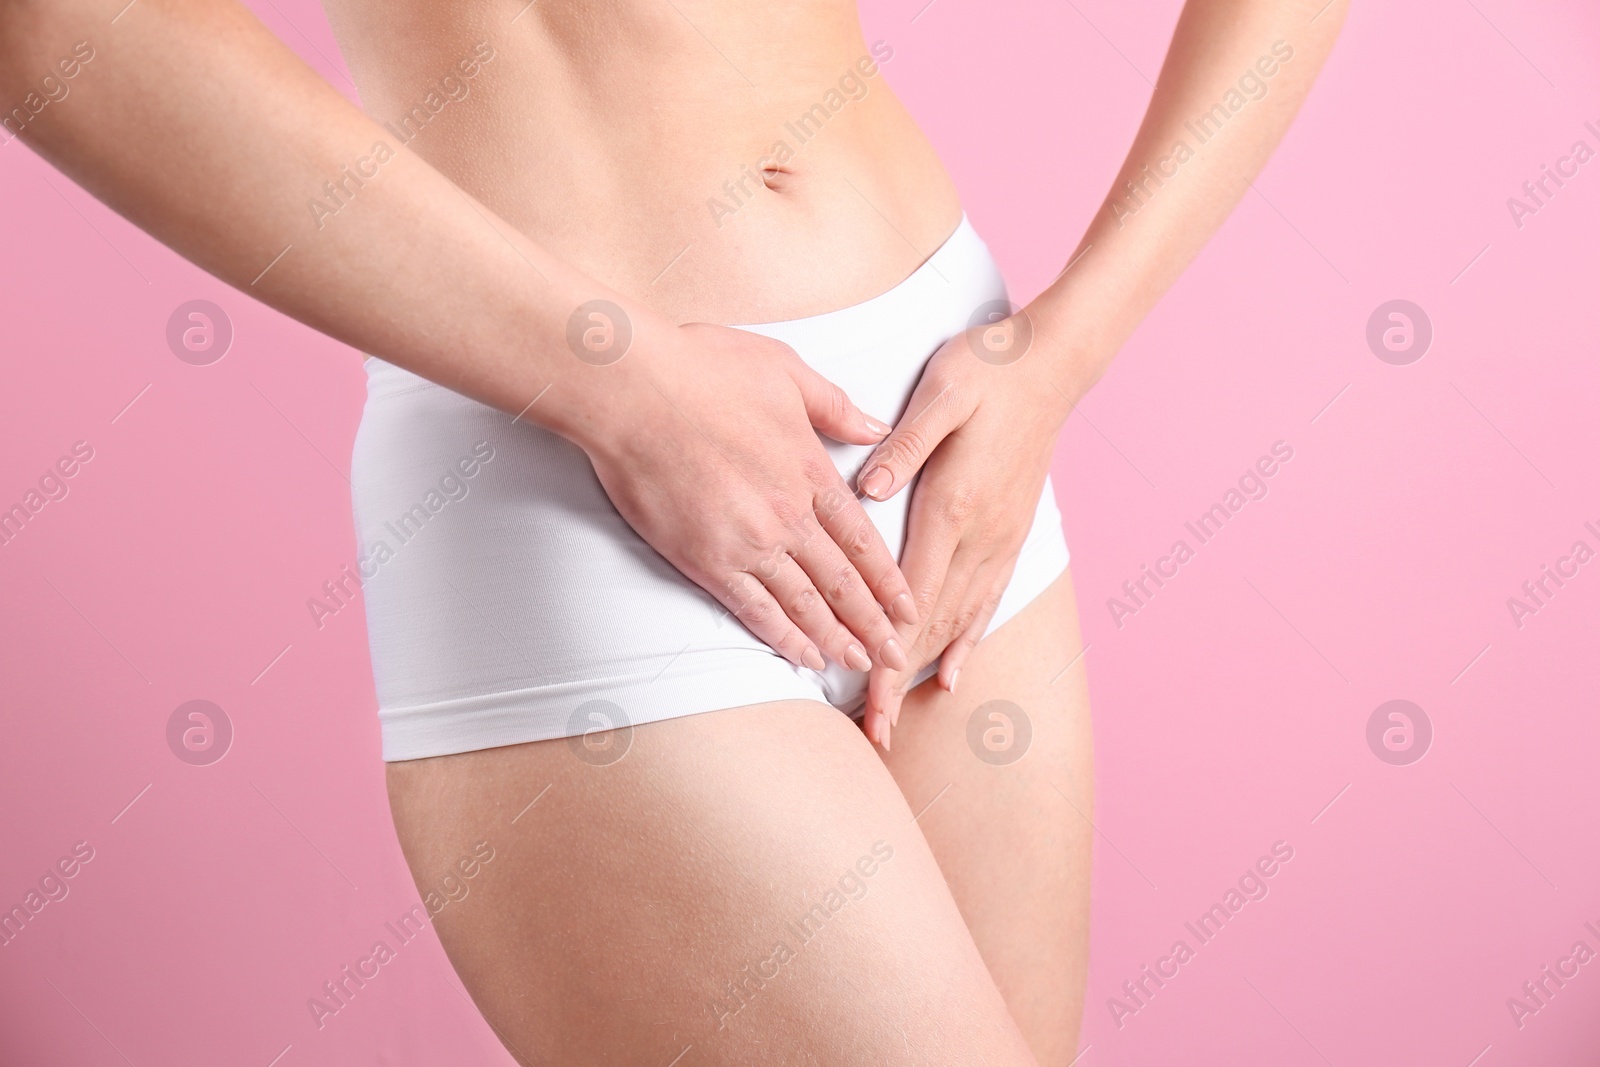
[322,0,962,323]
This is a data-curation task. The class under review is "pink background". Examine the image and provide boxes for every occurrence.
[3,0,1598,1063]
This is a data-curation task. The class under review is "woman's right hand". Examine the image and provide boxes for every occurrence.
[575,321,919,674]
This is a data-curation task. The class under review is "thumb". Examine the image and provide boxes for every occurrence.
[856,373,964,502]
[786,358,892,445]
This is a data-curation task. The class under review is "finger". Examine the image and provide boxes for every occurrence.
[866,661,910,741]
[856,370,969,502]
[888,522,992,724]
[894,479,966,657]
[935,555,1016,693]
[813,479,919,628]
[788,527,909,672]
[860,698,892,752]
[904,546,984,681]
[760,552,869,672]
[861,509,962,732]
[713,568,823,671]
[785,355,893,445]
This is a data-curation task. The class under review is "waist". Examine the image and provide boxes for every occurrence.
[329,8,960,323]
[364,212,1001,402]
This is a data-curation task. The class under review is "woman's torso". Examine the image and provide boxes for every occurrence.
[322,0,963,324]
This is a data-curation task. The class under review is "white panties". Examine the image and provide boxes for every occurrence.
[351,214,1069,761]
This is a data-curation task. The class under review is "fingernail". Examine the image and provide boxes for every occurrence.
[864,415,893,436]
[879,721,891,751]
[845,644,872,672]
[859,466,893,500]
[879,637,908,671]
[889,701,900,728]
[802,645,825,672]
[889,592,918,626]
[949,668,960,694]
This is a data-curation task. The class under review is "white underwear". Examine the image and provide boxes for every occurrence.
[351,214,1070,761]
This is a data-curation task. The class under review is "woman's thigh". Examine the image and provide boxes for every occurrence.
[881,568,1093,1065]
[385,698,1042,1066]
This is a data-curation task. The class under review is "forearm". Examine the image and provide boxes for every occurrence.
[1028,0,1346,406]
[0,0,647,445]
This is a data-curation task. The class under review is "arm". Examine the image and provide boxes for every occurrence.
[1,0,918,672]
[1031,0,1347,399]
[857,0,1348,744]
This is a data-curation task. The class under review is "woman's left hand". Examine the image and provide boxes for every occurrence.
[855,311,1072,749]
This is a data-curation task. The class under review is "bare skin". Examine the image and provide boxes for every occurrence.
[321,0,965,325]
[858,0,1351,744]
[0,0,1345,732]
[1,0,935,677]
[0,0,1345,1059]
[387,568,1090,1066]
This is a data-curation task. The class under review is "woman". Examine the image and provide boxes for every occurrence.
[1,0,1344,1061]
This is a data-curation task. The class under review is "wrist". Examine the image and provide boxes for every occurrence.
[527,300,680,458]
[1019,294,1113,420]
